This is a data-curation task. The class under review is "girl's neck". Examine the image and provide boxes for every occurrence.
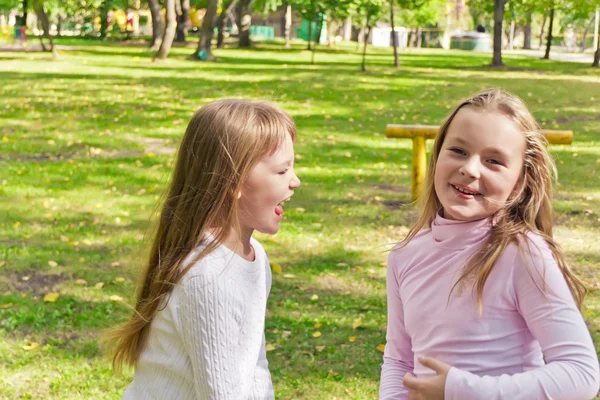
[209,227,255,262]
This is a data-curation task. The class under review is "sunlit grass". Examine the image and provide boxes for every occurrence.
[1,38,599,398]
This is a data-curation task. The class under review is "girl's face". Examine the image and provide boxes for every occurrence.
[434,107,526,222]
[238,134,301,236]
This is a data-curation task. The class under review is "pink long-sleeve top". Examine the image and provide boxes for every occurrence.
[379,213,600,400]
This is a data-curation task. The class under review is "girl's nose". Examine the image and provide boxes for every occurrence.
[290,172,301,189]
[459,157,481,179]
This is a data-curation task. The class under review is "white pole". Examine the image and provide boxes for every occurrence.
[594,6,599,52]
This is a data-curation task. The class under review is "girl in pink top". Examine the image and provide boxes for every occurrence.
[379,89,599,400]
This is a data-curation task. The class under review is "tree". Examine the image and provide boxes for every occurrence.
[32,0,57,57]
[390,0,398,67]
[284,1,292,48]
[194,0,218,60]
[100,0,111,39]
[543,6,555,59]
[236,0,253,47]
[175,0,191,42]
[291,0,327,50]
[155,0,177,60]
[492,0,507,66]
[217,0,238,48]
[356,0,385,72]
[148,0,165,49]
[593,36,600,67]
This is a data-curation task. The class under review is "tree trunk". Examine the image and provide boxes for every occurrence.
[361,25,371,72]
[236,0,252,48]
[100,0,110,39]
[508,20,514,50]
[342,16,351,41]
[32,0,57,58]
[416,26,422,48]
[327,16,335,47]
[217,0,237,48]
[543,8,554,60]
[21,0,29,26]
[148,0,164,49]
[523,23,531,48]
[390,1,398,68]
[311,13,323,64]
[307,21,312,50]
[194,0,218,60]
[492,0,506,66]
[538,14,547,49]
[409,27,416,47]
[284,4,292,48]
[154,0,177,60]
[57,14,62,37]
[593,33,600,67]
[175,0,190,42]
[580,16,594,53]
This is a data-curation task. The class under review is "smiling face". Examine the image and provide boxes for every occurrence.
[433,107,527,222]
[238,134,301,236]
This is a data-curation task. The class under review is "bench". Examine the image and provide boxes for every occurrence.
[385,124,573,200]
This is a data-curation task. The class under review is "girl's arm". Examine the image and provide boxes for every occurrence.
[380,253,415,400]
[179,274,245,400]
[444,237,600,400]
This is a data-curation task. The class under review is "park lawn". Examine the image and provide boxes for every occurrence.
[0,39,599,399]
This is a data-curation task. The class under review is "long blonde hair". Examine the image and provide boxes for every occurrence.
[400,89,586,312]
[104,99,296,372]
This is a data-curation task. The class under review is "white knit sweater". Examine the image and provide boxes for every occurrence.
[123,237,274,400]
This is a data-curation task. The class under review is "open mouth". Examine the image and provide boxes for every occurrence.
[275,197,292,216]
[451,184,480,196]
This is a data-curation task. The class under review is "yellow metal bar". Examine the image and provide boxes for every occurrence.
[385,124,573,145]
[412,136,427,201]
[386,124,573,200]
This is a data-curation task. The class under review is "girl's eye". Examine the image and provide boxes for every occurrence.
[278,169,289,175]
[449,148,466,156]
[487,159,503,166]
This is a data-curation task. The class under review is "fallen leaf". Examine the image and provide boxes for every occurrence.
[377,343,385,353]
[294,207,306,213]
[95,282,104,289]
[349,336,357,343]
[271,264,282,274]
[315,345,326,352]
[265,343,276,352]
[43,292,60,302]
[312,331,322,338]
[114,277,125,283]
[352,317,363,330]
[314,322,322,329]
[0,303,13,309]
[110,295,123,302]
[75,279,87,286]
[48,260,58,267]
[282,331,292,338]
[283,273,296,279]
[23,342,40,351]
[310,294,319,301]
[111,261,120,267]
[21,276,30,281]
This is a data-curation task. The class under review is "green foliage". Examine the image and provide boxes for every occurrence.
[394,0,445,27]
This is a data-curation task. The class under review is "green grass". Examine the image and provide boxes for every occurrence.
[1,39,599,399]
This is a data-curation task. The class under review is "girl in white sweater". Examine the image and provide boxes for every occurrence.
[105,99,301,399]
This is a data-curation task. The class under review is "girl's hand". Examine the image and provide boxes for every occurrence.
[403,356,451,400]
